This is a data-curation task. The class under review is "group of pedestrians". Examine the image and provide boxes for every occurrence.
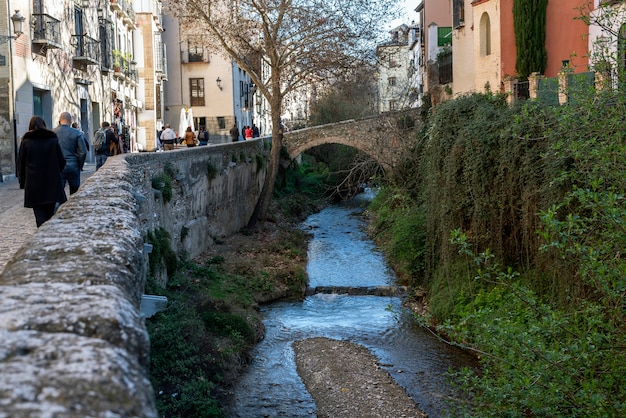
[157,124,210,150]
[228,123,260,142]
[16,113,117,227]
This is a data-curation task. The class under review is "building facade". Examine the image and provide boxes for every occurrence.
[0,0,145,180]
[376,24,410,113]
[161,12,254,143]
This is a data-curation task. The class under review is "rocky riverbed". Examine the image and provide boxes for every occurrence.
[294,337,427,417]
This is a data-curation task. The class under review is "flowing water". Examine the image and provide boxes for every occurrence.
[225,194,478,417]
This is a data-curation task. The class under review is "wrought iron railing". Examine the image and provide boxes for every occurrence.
[32,13,61,48]
[72,34,100,65]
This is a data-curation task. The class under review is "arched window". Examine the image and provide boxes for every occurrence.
[480,12,491,56]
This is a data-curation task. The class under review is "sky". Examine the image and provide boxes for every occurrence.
[388,0,420,29]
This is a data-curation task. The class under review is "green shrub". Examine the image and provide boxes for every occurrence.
[255,154,265,172]
[145,228,177,277]
[207,162,218,180]
[151,173,173,203]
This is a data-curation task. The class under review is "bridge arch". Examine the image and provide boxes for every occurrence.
[287,134,377,161]
[282,109,420,171]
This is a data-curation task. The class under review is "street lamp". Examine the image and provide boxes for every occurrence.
[0,10,25,43]
[0,11,26,180]
[216,77,222,90]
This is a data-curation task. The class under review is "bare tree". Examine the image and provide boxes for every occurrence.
[166,0,398,228]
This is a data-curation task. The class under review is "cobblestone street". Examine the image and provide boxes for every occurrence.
[0,163,95,272]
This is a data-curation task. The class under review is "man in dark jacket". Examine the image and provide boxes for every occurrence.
[230,124,239,142]
[54,112,87,195]
[95,121,119,170]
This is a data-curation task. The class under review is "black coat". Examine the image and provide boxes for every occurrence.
[17,129,68,208]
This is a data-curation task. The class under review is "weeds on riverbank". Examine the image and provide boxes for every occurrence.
[368,90,626,415]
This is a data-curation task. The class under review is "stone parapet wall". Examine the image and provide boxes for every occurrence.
[0,140,268,417]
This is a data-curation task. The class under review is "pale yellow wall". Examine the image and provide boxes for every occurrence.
[452,3,475,95]
[473,2,501,94]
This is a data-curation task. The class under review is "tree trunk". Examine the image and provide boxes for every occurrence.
[247,100,283,229]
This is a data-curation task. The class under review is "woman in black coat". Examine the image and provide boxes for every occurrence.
[17,116,67,227]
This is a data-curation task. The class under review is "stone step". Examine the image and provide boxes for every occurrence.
[305,285,408,297]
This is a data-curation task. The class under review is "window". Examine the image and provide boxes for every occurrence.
[99,16,112,69]
[388,77,397,86]
[217,117,226,130]
[188,43,203,62]
[389,58,399,68]
[190,78,205,106]
[389,100,397,111]
[74,6,84,56]
[453,0,465,28]
[480,13,491,56]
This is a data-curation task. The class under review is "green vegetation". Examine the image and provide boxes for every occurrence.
[255,153,265,172]
[368,90,626,415]
[145,227,178,277]
[151,173,173,203]
[207,162,218,180]
[513,0,548,79]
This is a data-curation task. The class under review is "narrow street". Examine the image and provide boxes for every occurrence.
[0,163,95,272]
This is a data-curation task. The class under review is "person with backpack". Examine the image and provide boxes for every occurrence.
[94,121,118,171]
[198,126,209,146]
[54,112,87,195]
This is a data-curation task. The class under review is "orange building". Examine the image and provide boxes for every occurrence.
[501,0,591,78]
[452,0,591,96]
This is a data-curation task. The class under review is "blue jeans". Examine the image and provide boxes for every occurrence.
[96,153,108,171]
[61,163,81,195]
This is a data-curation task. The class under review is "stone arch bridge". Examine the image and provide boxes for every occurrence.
[282,108,421,170]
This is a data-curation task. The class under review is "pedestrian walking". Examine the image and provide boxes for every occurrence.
[54,112,87,195]
[160,124,177,150]
[198,126,209,146]
[17,116,67,227]
[94,121,119,171]
[230,124,239,142]
[184,126,196,147]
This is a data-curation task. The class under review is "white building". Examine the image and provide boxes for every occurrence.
[407,21,424,108]
[376,24,410,113]
[0,0,144,180]
[161,12,255,142]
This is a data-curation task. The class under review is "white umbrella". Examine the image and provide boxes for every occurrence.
[187,108,195,133]
[178,107,187,139]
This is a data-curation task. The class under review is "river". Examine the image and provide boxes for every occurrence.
[225,194,478,417]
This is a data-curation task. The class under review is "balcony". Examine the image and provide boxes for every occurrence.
[31,13,62,54]
[72,34,100,67]
[112,51,138,84]
[110,0,137,28]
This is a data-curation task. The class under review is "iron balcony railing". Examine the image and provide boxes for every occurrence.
[32,13,62,49]
[72,34,100,65]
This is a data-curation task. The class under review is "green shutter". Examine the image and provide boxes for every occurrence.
[438,27,452,47]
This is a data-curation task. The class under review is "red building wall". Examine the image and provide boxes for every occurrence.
[500,0,590,79]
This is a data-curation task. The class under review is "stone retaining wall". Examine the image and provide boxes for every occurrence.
[0,139,268,417]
